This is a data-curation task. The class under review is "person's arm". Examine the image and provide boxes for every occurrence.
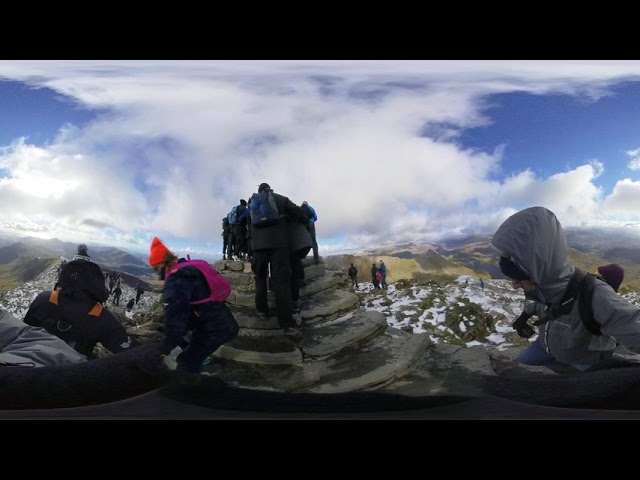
[595,284,640,352]
[159,276,194,354]
[284,198,310,224]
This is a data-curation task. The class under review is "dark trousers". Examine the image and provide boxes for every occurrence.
[227,231,236,258]
[308,222,319,263]
[222,234,229,257]
[176,302,239,374]
[252,247,294,329]
[235,225,247,257]
[290,256,305,302]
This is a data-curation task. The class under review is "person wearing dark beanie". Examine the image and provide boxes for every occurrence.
[597,263,624,293]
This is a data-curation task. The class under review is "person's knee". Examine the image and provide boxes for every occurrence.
[516,343,555,365]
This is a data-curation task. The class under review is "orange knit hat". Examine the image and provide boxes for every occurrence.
[148,237,169,266]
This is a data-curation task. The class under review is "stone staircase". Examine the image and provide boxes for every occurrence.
[207,257,431,393]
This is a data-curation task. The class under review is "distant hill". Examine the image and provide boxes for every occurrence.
[325,249,487,285]
[0,256,58,291]
[327,227,640,292]
[0,237,152,276]
[0,235,154,293]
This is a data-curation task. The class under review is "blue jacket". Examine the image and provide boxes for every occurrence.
[307,205,317,223]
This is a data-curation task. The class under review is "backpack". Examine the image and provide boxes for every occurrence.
[301,203,314,220]
[228,206,239,225]
[542,268,609,336]
[165,255,231,303]
[249,189,281,228]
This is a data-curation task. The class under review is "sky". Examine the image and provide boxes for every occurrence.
[2,60,640,261]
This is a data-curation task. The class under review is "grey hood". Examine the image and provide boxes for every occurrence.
[491,206,574,305]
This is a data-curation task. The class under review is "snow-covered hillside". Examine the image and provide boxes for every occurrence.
[0,265,161,320]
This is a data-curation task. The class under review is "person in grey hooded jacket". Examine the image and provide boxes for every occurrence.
[492,206,640,371]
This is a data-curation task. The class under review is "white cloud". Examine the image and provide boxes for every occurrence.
[0,61,640,255]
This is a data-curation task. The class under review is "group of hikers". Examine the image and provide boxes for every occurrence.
[7,201,640,383]
[148,182,319,374]
[0,182,322,381]
[347,260,388,290]
[222,194,320,266]
[371,261,388,289]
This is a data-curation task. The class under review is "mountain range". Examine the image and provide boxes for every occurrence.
[2,226,640,294]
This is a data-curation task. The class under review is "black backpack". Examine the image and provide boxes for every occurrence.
[545,268,605,335]
[249,189,281,228]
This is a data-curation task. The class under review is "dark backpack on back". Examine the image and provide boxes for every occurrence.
[546,268,605,335]
[249,189,281,228]
[228,206,239,226]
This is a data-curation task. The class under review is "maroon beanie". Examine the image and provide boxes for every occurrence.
[597,263,624,292]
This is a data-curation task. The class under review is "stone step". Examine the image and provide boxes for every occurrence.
[214,309,387,365]
[302,310,387,359]
[301,288,360,325]
[226,270,352,314]
[213,335,302,365]
[209,329,431,393]
[304,333,432,393]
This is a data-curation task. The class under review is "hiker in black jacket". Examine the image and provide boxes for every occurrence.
[234,199,248,260]
[24,290,135,358]
[348,263,358,288]
[221,217,230,260]
[287,214,313,320]
[371,264,380,289]
[251,183,309,340]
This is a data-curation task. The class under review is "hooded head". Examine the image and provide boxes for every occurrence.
[258,182,270,193]
[148,237,170,267]
[598,263,624,292]
[240,199,247,206]
[491,206,573,302]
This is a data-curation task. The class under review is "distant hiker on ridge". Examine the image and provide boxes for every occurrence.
[348,263,358,289]
[378,260,388,290]
[371,263,380,289]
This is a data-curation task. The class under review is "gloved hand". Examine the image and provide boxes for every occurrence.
[512,312,536,339]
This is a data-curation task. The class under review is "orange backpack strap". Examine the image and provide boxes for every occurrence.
[48,289,102,317]
[88,303,103,317]
[48,290,60,305]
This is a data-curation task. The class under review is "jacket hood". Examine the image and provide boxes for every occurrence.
[491,206,574,303]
